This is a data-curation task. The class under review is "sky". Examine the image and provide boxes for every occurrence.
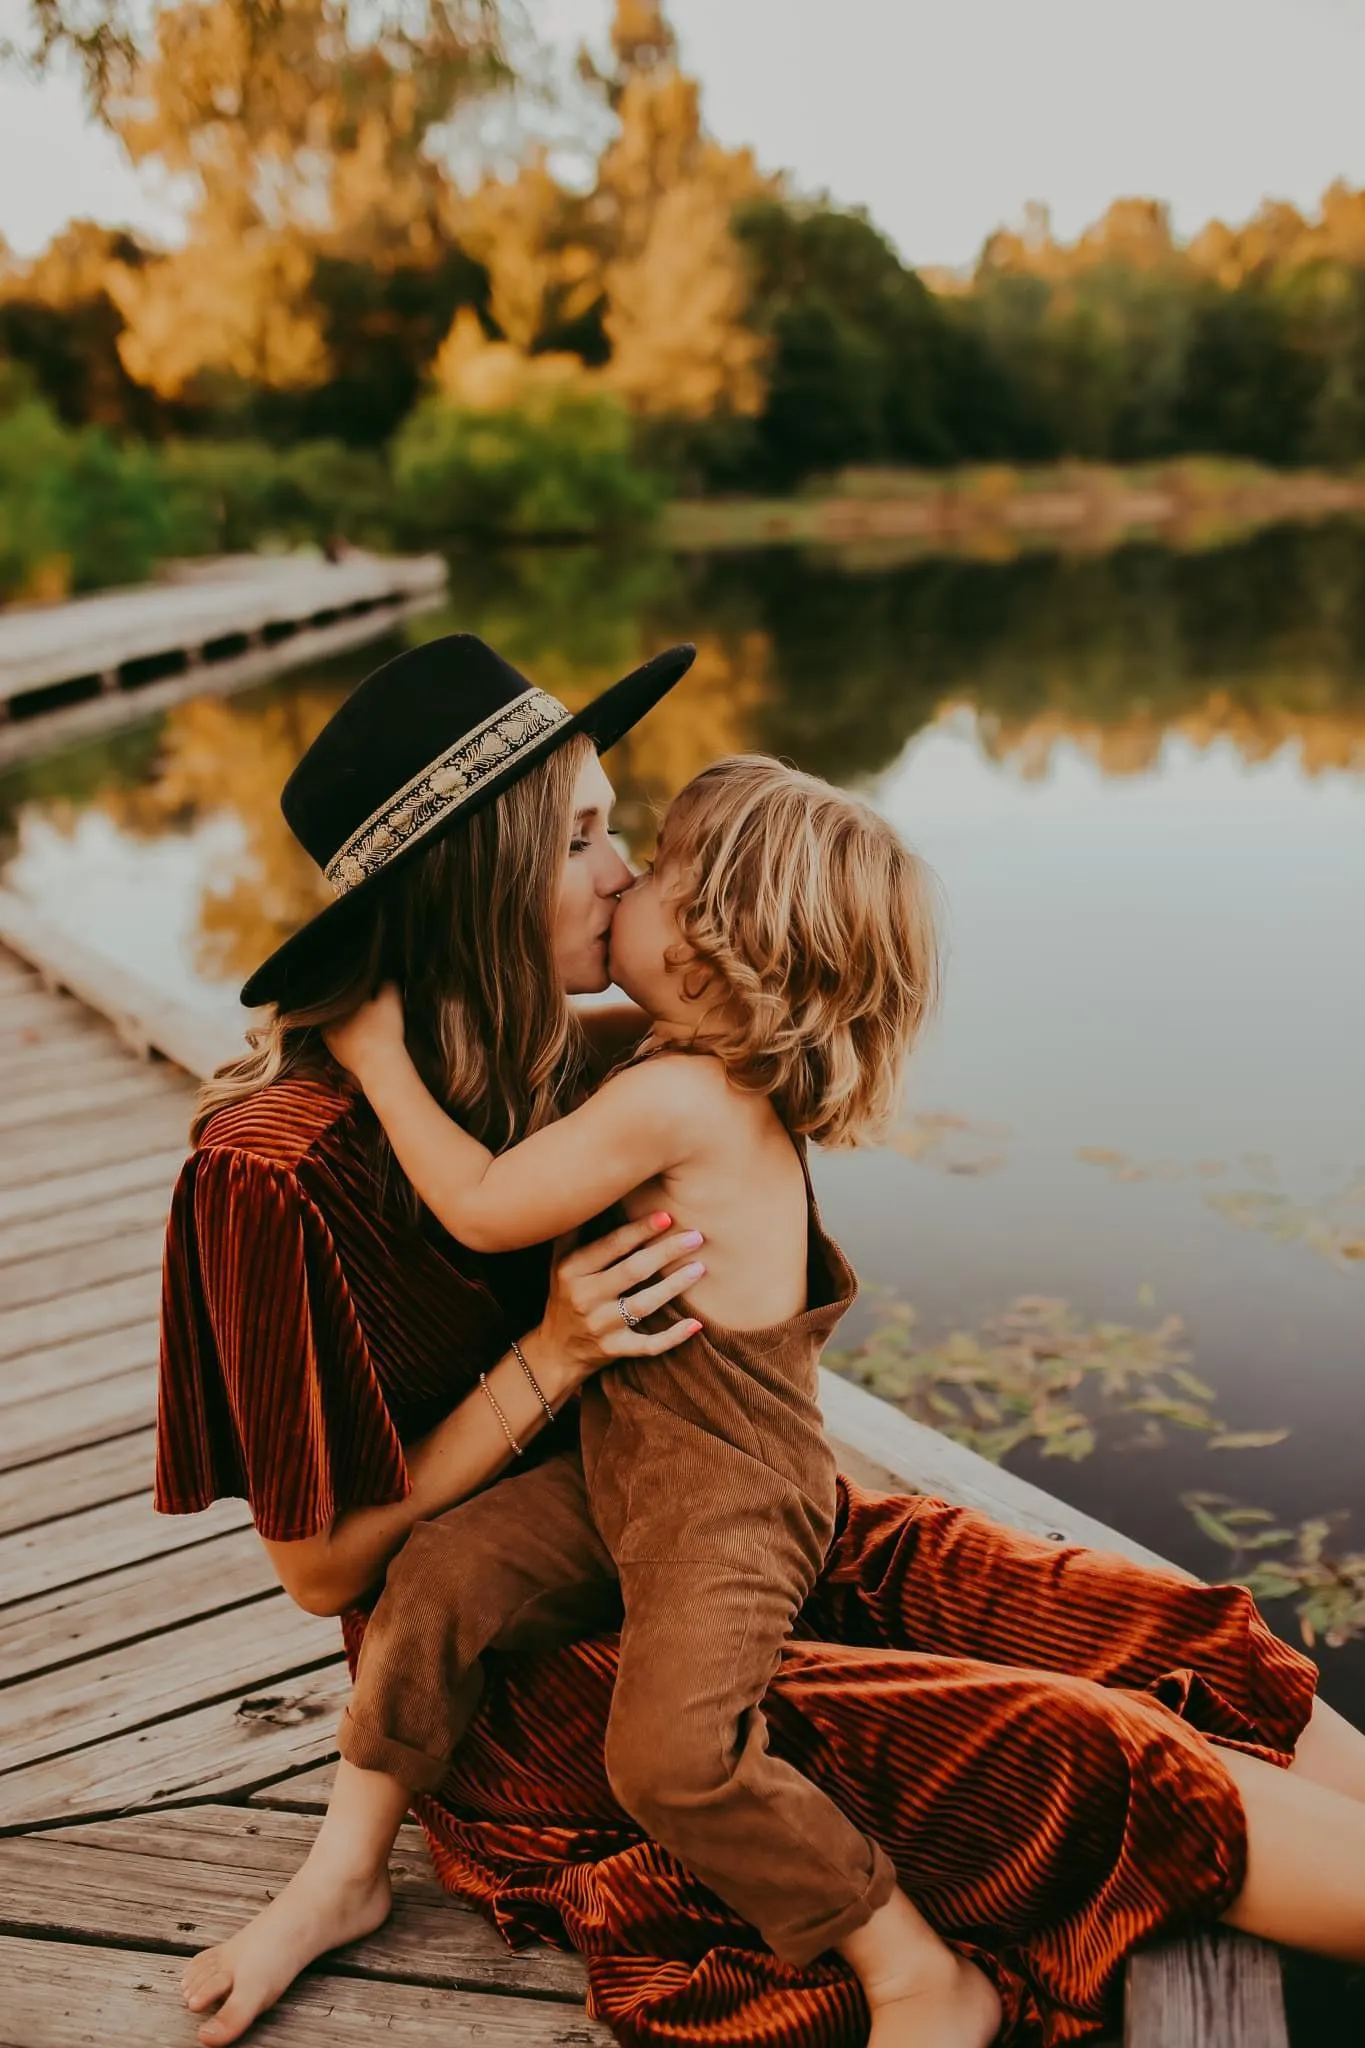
[3,0,1365,268]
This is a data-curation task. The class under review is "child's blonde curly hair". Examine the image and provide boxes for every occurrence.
[656,755,941,1147]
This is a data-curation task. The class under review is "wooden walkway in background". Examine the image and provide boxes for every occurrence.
[0,942,1289,2047]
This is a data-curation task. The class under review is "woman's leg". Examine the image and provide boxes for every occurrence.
[817,1482,1318,1756]
[1288,1696,1365,1803]
[1220,1746,1365,1959]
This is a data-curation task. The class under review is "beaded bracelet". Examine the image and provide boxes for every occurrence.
[479,1371,523,1457]
[510,1337,557,1427]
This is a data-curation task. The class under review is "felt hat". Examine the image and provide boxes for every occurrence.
[240,631,696,1008]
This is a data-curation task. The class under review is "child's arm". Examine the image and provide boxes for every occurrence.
[327,987,706,1254]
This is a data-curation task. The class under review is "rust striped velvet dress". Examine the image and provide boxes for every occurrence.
[155,1078,1318,2047]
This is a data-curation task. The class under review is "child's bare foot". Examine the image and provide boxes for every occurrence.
[865,1948,1003,2047]
[180,1856,392,2046]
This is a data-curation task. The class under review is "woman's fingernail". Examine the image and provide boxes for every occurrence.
[681,1230,704,1248]
[687,1319,703,1333]
[685,1262,706,1279]
[650,1212,671,1229]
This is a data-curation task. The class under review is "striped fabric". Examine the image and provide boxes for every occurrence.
[156,1078,1318,2047]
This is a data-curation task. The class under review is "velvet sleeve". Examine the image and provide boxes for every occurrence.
[154,1147,410,1541]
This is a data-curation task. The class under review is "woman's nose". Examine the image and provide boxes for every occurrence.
[598,845,634,897]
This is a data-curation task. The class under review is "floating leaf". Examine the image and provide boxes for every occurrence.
[1208,1429,1291,1451]
[1185,1498,1242,1549]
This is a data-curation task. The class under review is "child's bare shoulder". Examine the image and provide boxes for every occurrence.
[602,1048,734,1131]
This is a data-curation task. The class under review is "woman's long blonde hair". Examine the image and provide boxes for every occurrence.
[192,733,596,1156]
[658,755,941,1147]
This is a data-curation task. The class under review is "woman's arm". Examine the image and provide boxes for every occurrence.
[260,1214,705,1614]
[328,990,704,1254]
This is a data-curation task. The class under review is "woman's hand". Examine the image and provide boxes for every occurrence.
[325,983,407,1082]
[521,1213,705,1402]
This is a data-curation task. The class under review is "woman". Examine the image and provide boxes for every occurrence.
[158,633,1365,2048]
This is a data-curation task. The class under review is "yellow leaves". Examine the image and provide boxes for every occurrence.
[431,309,597,415]
[456,155,601,354]
[108,227,328,397]
[603,176,769,419]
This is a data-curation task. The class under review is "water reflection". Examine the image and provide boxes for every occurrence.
[0,524,1361,1706]
[3,520,1364,991]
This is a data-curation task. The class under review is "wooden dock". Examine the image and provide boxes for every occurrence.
[0,917,1290,2047]
[0,553,447,768]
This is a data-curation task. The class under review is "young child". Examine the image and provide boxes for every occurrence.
[183,755,1002,2048]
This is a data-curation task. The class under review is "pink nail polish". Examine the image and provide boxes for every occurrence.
[650,1211,671,1229]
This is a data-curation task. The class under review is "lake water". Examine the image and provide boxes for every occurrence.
[3,524,1363,1737]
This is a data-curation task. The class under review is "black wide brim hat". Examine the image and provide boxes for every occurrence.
[240,632,696,1009]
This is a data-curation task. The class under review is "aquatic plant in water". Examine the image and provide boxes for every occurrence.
[886,1111,1011,1176]
[1183,1494,1365,1650]
[1204,1187,1365,1267]
[827,1295,1273,1466]
[1075,1148,1365,1267]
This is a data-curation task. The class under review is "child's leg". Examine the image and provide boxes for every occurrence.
[605,1555,1000,2048]
[183,1452,616,2048]
[182,1760,408,2047]
[339,1449,617,1789]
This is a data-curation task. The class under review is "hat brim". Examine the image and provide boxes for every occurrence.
[239,642,696,1009]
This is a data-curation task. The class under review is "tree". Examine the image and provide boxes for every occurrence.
[732,200,959,483]
[0,221,163,432]
[88,0,511,404]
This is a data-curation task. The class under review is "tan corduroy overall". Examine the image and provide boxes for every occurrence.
[340,1147,897,1965]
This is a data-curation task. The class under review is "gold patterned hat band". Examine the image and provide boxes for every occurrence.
[324,687,572,896]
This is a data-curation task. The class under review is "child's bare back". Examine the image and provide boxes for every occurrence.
[614,1050,809,1330]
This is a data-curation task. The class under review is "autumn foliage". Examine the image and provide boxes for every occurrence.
[6,0,1365,592]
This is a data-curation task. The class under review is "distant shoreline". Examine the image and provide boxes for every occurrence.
[664,459,1365,557]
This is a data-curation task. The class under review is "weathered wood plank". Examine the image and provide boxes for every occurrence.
[0,1596,340,1772]
[0,552,446,698]
[0,1429,154,1538]
[0,1007,109,1051]
[0,1936,609,2047]
[0,888,245,1081]
[0,1272,162,1364]
[0,1037,152,1087]
[0,1065,185,1137]
[0,989,92,1032]
[1125,1931,1289,2046]
[0,1806,590,2002]
[0,1318,158,1408]
[0,951,35,989]
[0,1662,350,1826]
[0,1525,273,1679]
[0,1489,248,1607]
[0,1365,155,1470]
[0,1100,189,1194]
[0,1227,166,1316]
[0,1147,186,1230]
[0,1181,173,1269]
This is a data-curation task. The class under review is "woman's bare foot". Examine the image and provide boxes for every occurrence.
[865,1949,1003,2047]
[180,1856,392,2046]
